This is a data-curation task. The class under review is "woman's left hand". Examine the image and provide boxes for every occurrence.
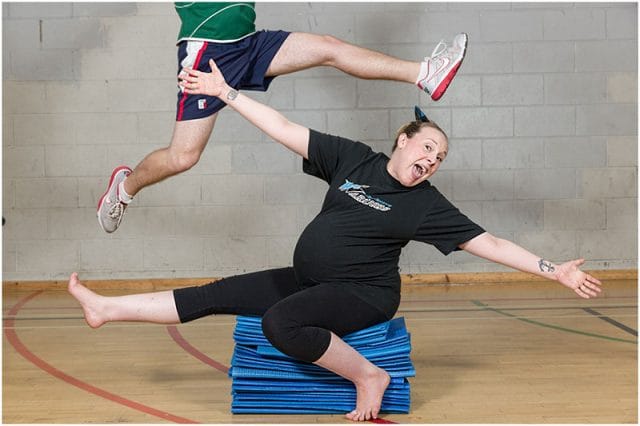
[555,258,603,299]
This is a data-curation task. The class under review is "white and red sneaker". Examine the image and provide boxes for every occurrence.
[417,33,468,101]
[97,166,133,233]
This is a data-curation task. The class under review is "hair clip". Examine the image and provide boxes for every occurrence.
[414,106,430,123]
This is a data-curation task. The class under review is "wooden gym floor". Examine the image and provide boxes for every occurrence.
[3,277,637,424]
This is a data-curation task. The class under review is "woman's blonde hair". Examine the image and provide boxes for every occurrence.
[392,120,448,152]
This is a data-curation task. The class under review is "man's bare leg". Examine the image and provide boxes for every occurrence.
[123,113,218,197]
[266,32,420,83]
[68,272,180,328]
[314,332,391,422]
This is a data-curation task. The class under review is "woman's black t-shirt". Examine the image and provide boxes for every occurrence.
[292,130,485,312]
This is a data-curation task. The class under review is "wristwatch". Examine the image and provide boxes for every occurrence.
[226,88,239,101]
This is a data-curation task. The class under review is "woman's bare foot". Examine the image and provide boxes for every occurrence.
[67,272,108,328]
[345,367,391,422]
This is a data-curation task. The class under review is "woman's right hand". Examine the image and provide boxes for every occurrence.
[179,58,229,98]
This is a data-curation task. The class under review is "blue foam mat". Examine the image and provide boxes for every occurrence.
[229,316,413,414]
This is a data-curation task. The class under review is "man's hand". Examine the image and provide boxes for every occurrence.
[178,58,229,98]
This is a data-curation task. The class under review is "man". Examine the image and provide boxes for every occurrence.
[98,2,468,233]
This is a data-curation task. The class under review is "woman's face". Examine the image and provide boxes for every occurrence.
[387,126,448,187]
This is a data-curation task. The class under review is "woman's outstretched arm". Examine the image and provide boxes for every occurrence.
[180,59,310,159]
[459,232,603,299]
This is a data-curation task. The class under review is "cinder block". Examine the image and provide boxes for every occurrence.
[135,174,202,207]
[577,229,636,261]
[2,19,40,50]
[296,203,323,234]
[17,240,79,275]
[513,41,574,72]
[201,175,265,205]
[135,3,174,16]
[46,145,108,177]
[2,209,47,241]
[4,179,15,209]
[543,9,606,40]
[77,177,103,208]
[304,13,357,43]
[4,146,45,177]
[294,77,357,109]
[483,138,544,169]
[76,47,175,80]
[357,81,420,109]
[448,3,511,11]
[515,230,578,261]
[109,206,176,238]
[3,240,17,274]
[264,174,327,205]
[8,2,72,18]
[606,198,637,230]
[106,79,175,113]
[576,104,637,136]
[266,236,296,268]
[204,237,267,271]
[429,170,453,199]
[579,167,637,198]
[606,7,638,39]
[190,144,233,175]
[544,199,606,230]
[75,113,138,145]
[102,16,179,48]
[480,11,544,42]
[175,206,232,237]
[391,108,451,140]
[420,75,481,107]
[575,40,637,71]
[452,107,513,138]
[12,114,76,145]
[440,138,482,170]
[3,81,48,114]
[15,177,78,208]
[80,239,144,271]
[514,106,575,137]
[45,80,109,113]
[105,144,163,172]
[545,137,607,168]
[42,18,104,49]
[213,110,267,143]
[515,169,577,200]
[231,143,298,174]
[355,12,419,44]
[143,238,204,271]
[482,200,544,232]
[462,43,513,74]
[417,12,481,43]
[3,115,13,147]
[136,111,176,144]
[452,170,515,201]
[607,72,637,103]
[228,205,298,237]
[279,110,326,134]
[483,75,543,106]
[544,73,607,104]
[47,207,103,239]
[327,109,390,141]
[607,136,637,167]
[72,2,137,17]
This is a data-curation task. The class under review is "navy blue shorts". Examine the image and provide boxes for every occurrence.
[176,30,290,121]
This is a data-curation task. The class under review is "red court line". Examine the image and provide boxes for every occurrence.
[166,325,230,374]
[4,291,199,424]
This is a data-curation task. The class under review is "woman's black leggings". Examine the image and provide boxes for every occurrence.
[173,267,396,363]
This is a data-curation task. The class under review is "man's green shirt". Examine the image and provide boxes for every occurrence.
[175,2,256,43]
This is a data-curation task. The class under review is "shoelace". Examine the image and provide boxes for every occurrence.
[108,200,124,220]
[426,40,447,61]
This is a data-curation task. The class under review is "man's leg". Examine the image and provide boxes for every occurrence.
[97,114,217,233]
[266,32,467,101]
[266,32,420,83]
[124,114,218,197]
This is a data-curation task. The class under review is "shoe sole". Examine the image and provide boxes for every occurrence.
[97,166,132,233]
[431,34,468,101]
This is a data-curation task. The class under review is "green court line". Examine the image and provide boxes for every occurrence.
[472,300,637,345]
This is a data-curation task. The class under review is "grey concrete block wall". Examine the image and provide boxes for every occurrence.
[3,2,637,281]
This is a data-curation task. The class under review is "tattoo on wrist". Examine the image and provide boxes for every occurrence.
[538,258,555,273]
[226,88,238,101]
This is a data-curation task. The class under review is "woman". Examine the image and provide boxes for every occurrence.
[69,58,602,422]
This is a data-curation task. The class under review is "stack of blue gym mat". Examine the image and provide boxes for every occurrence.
[228,315,415,414]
